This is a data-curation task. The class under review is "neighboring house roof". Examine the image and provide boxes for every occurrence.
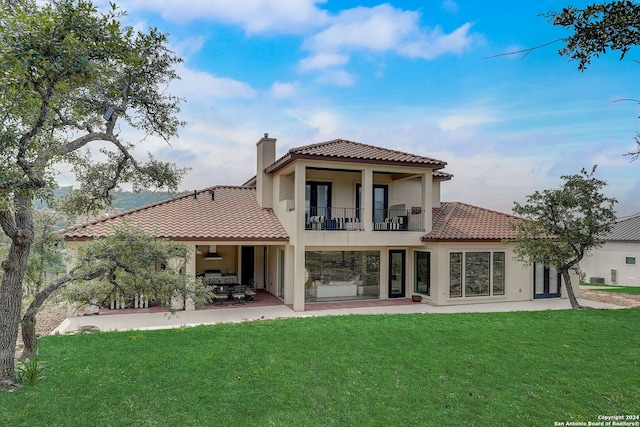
[603,214,640,241]
[423,202,525,242]
[61,186,289,242]
[266,139,447,173]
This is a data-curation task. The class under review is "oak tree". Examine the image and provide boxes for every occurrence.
[511,167,617,309]
[0,0,186,386]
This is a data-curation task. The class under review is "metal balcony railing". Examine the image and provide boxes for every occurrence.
[305,207,363,230]
[305,207,424,231]
[373,208,424,231]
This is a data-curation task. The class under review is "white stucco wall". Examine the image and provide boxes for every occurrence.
[580,241,640,286]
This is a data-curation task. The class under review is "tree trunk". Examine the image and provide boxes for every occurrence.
[0,195,34,386]
[19,271,79,359]
[0,238,32,385]
[561,268,583,309]
[20,317,38,360]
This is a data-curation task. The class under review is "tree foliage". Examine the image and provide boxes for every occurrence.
[0,0,186,386]
[19,223,210,360]
[545,1,640,71]
[511,167,617,309]
[545,1,640,158]
[63,224,210,313]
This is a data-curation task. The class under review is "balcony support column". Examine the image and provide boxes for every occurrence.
[362,168,373,231]
[421,171,433,233]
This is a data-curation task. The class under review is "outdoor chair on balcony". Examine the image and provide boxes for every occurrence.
[309,215,325,230]
[213,286,229,306]
[232,285,247,305]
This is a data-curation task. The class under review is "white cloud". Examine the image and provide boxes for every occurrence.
[121,0,328,34]
[298,53,349,72]
[441,0,459,14]
[398,23,473,59]
[438,111,497,132]
[269,81,300,99]
[316,70,355,87]
[287,109,341,139]
[170,64,256,101]
[301,4,474,70]
[171,36,208,58]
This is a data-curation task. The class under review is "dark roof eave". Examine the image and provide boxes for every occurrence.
[266,153,446,174]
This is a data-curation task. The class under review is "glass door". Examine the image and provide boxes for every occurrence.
[389,250,406,298]
[373,184,388,224]
[306,182,331,217]
[534,264,561,298]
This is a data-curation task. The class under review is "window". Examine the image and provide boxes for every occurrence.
[626,257,636,265]
[465,252,490,296]
[414,252,430,295]
[305,251,380,302]
[449,251,506,297]
[493,252,505,295]
[306,181,331,217]
[355,183,388,222]
[449,252,462,297]
[278,249,285,298]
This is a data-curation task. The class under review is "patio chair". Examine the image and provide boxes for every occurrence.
[204,277,221,287]
[245,279,258,302]
[213,286,229,306]
[231,285,247,305]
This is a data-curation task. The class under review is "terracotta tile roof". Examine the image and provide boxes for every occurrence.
[423,202,526,242]
[433,171,453,180]
[266,139,447,173]
[61,186,289,242]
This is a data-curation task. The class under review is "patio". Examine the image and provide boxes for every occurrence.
[53,293,623,336]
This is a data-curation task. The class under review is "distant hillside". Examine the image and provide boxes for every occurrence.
[36,187,182,212]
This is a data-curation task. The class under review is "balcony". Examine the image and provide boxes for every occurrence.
[306,207,363,231]
[305,207,424,231]
[373,208,424,231]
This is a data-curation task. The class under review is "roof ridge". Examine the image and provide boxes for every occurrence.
[616,213,640,224]
[291,138,444,162]
[60,185,256,233]
[288,138,346,153]
[448,201,524,221]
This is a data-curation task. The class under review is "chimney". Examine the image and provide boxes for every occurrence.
[256,133,276,209]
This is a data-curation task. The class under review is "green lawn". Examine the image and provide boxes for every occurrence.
[600,287,640,296]
[2,309,639,426]
[582,283,640,295]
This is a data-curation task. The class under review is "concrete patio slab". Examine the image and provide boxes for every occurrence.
[51,297,625,336]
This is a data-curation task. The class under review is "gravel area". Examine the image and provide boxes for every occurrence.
[579,288,640,307]
[16,302,68,346]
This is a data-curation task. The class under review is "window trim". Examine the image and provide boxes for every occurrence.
[449,251,506,298]
[414,251,431,296]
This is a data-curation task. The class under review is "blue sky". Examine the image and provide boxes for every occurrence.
[82,0,639,216]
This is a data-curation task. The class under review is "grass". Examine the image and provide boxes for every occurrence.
[2,309,639,426]
[582,283,640,295]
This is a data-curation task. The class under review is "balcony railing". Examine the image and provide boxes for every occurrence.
[305,207,424,231]
[306,207,363,230]
[373,208,424,232]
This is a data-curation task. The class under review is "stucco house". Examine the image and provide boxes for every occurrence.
[62,135,579,311]
[580,213,640,286]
